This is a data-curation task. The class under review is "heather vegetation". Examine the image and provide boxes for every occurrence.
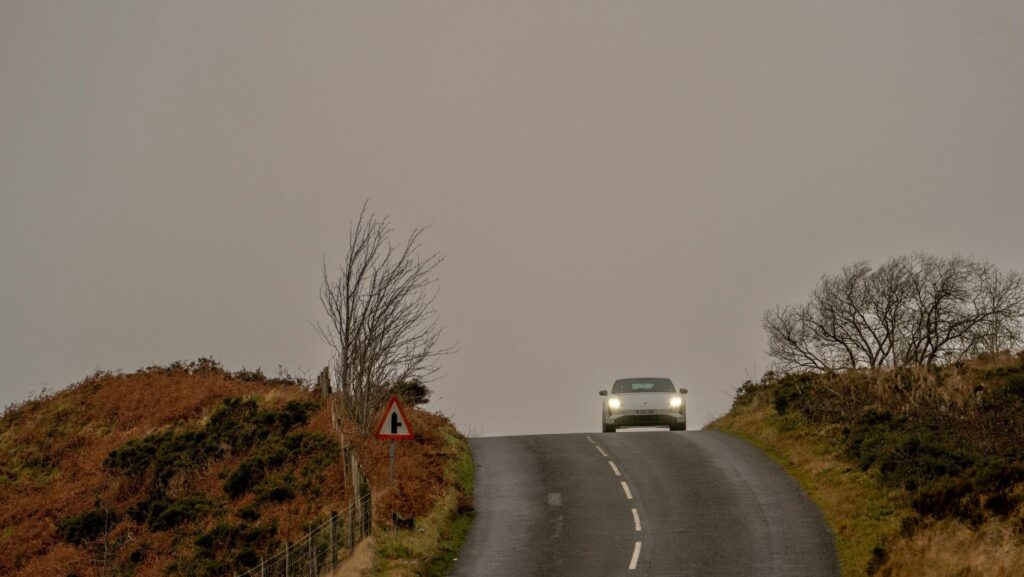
[0,360,345,577]
[751,353,1022,505]
[0,359,470,577]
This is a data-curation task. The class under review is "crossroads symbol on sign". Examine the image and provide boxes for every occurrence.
[375,395,414,440]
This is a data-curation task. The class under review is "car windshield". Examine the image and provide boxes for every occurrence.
[612,378,675,394]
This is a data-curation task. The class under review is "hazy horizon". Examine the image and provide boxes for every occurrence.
[4,2,1024,436]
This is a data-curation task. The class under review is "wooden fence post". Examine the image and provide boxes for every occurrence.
[348,488,356,551]
[318,366,330,399]
[313,530,319,576]
[330,511,337,565]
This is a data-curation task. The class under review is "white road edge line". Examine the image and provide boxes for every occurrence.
[621,481,633,500]
[629,541,642,570]
[586,435,596,444]
[595,445,609,457]
[632,508,642,531]
[609,461,621,476]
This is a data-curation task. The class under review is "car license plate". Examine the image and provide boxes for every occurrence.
[635,409,656,415]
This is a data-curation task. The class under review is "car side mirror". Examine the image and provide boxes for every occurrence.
[598,390,608,396]
[679,388,688,394]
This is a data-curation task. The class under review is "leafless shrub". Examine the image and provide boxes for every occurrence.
[765,254,1024,372]
[316,202,452,434]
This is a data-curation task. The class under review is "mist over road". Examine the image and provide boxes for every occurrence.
[450,431,838,577]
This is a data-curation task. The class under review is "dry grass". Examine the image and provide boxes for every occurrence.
[878,519,1024,577]
[785,353,1024,459]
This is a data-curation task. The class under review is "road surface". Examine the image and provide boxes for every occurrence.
[449,431,839,577]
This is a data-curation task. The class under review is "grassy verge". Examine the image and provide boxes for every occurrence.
[370,427,474,577]
[710,355,1024,577]
[708,402,906,577]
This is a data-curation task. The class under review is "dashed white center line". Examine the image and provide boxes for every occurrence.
[629,541,642,570]
[591,439,641,571]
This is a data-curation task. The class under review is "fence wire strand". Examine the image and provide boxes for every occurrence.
[235,492,372,577]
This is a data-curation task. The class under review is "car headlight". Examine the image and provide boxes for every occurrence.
[608,397,621,409]
[670,396,682,408]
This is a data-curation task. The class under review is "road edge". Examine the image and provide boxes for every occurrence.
[707,406,904,577]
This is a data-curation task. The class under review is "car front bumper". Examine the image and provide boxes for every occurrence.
[606,410,685,427]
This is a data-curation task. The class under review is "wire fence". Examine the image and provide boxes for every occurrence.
[235,491,373,577]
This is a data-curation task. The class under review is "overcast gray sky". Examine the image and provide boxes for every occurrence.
[3,2,1024,435]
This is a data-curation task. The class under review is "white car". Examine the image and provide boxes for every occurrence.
[599,377,687,432]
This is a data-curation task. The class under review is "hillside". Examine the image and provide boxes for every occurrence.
[0,360,470,577]
[710,352,1024,577]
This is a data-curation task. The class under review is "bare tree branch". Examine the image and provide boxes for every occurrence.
[316,201,454,434]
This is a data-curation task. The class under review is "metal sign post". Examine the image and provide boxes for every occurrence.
[389,440,396,482]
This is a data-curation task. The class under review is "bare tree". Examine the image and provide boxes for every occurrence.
[765,254,1024,372]
[317,202,451,434]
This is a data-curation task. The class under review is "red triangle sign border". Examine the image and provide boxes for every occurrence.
[375,395,415,440]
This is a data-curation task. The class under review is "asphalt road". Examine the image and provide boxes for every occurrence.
[449,431,839,577]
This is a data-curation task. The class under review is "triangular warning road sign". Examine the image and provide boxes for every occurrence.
[375,395,415,440]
